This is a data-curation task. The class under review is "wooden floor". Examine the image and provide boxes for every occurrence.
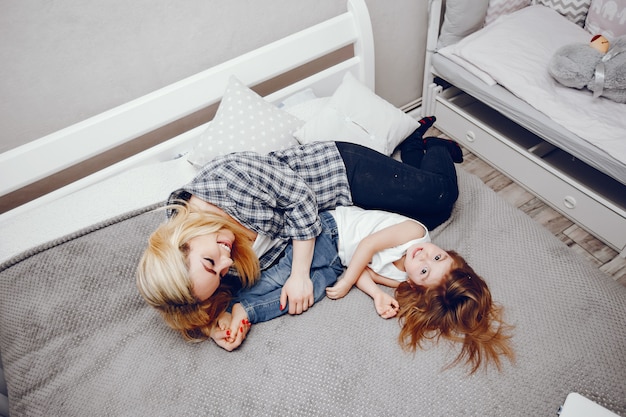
[434,129,626,287]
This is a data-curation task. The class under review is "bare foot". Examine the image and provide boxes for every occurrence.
[211,303,251,352]
[230,303,251,340]
[216,311,232,331]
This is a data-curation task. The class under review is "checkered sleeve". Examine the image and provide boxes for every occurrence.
[221,155,323,241]
[169,141,351,245]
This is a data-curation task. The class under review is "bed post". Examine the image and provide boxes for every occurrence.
[421,0,442,117]
[348,0,375,91]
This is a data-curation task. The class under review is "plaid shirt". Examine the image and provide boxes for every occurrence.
[169,141,352,268]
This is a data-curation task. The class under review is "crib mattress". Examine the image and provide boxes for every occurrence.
[431,53,626,185]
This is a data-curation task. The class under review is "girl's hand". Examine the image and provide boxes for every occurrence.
[326,278,352,299]
[373,292,399,319]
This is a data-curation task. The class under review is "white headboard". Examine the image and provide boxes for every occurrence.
[0,0,374,218]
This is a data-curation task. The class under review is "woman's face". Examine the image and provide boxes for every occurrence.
[187,229,235,301]
[404,242,452,288]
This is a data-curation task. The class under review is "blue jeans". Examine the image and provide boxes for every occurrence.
[235,211,343,323]
[336,141,458,230]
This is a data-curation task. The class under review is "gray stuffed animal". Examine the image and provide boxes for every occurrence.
[548,35,626,103]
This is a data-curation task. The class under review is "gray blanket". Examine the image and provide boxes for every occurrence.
[1,168,625,417]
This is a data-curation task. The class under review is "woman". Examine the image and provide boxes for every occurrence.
[137,117,463,341]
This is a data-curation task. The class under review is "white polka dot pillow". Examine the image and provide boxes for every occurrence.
[187,75,303,168]
[293,72,419,155]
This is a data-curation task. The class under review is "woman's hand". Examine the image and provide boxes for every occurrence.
[210,304,251,351]
[280,238,315,315]
[280,272,315,314]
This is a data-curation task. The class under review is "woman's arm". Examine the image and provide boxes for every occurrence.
[191,166,320,314]
[280,238,316,315]
[326,220,425,299]
[183,153,325,243]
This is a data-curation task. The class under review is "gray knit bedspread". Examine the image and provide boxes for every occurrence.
[1,168,624,417]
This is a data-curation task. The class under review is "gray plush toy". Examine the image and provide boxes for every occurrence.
[548,35,626,103]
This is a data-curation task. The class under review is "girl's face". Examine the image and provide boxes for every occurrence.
[404,242,452,288]
[187,229,235,301]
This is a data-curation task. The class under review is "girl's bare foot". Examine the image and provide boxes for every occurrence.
[230,303,251,341]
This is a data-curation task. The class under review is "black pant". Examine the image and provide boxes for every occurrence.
[336,142,459,230]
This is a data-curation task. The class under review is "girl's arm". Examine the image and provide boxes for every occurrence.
[369,271,402,288]
[326,220,425,299]
[354,268,399,319]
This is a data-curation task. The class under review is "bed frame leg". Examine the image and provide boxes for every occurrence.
[421,82,442,118]
[421,0,442,119]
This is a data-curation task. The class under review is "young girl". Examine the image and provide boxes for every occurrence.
[225,205,515,373]
[394,252,515,374]
[325,205,515,374]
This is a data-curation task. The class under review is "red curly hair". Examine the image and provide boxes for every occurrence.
[395,251,514,374]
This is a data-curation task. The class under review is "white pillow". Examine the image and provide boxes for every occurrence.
[277,88,318,109]
[293,72,419,155]
[187,75,303,168]
[437,0,491,48]
[284,97,330,122]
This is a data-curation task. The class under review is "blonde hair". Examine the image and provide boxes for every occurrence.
[395,251,515,374]
[136,203,259,341]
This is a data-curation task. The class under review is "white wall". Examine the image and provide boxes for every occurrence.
[0,0,427,154]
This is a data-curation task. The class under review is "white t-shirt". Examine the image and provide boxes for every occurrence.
[252,233,281,258]
[329,206,430,282]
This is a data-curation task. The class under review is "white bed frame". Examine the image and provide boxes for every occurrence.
[0,0,374,265]
[0,0,373,221]
[422,0,626,256]
[0,3,374,415]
